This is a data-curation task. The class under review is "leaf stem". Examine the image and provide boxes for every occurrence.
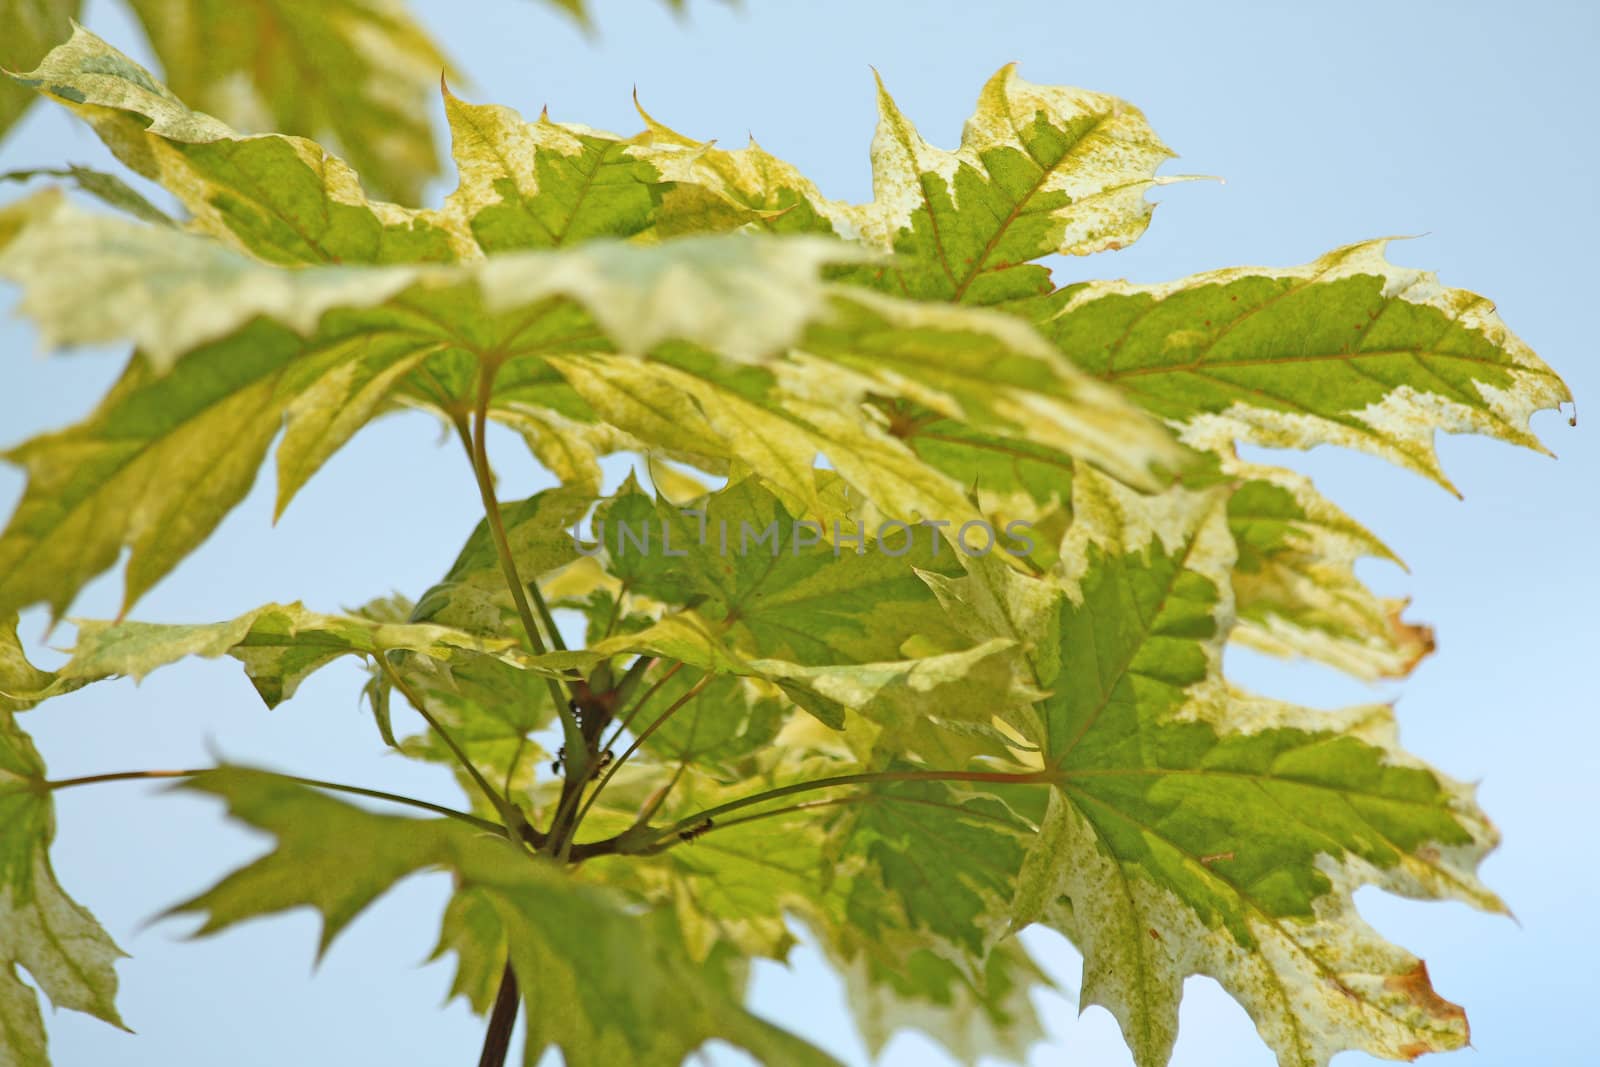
[378,658,529,844]
[458,363,574,723]
[628,766,1049,852]
[527,581,567,653]
[685,794,865,834]
[41,768,503,833]
[610,652,654,706]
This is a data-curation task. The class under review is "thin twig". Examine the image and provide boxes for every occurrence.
[705,795,866,831]
[600,660,684,756]
[379,659,529,844]
[42,768,503,833]
[600,580,629,641]
[631,766,1050,851]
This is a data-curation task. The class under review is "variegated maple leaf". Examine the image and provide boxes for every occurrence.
[0,22,1572,1067]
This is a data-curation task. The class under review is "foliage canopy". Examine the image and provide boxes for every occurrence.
[0,22,1572,1067]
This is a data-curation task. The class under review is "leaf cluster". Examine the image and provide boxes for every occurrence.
[0,25,1572,1067]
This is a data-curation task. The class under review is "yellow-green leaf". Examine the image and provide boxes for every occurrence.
[0,191,863,620]
[0,668,125,1067]
[1035,240,1572,491]
[122,0,449,204]
[1222,459,1434,680]
[21,602,532,711]
[174,768,841,1066]
[640,65,1188,305]
[993,469,1501,1067]
[0,0,78,141]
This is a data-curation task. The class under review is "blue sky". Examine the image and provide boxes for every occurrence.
[1,1,1594,1064]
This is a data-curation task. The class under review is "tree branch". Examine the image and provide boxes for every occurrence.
[565,672,712,852]
[477,962,519,1067]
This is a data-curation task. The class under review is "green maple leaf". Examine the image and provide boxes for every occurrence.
[640,64,1188,304]
[172,768,840,1067]
[1032,240,1572,492]
[8,27,741,263]
[833,939,1049,1067]
[578,756,1054,1067]
[10,25,457,247]
[929,468,1504,1066]
[570,477,1035,731]
[830,779,1035,966]
[0,188,861,621]
[592,475,972,664]
[626,671,786,782]
[437,87,691,254]
[846,66,1185,303]
[1220,458,1434,680]
[0,26,1577,1067]
[580,764,819,962]
[412,488,589,636]
[0,626,126,1067]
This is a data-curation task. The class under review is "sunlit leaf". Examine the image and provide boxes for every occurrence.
[0,29,1573,1067]
[955,469,1504,1067]
[1032,241,1572,491]
[21,602,532,710]
[642,64,1187,303]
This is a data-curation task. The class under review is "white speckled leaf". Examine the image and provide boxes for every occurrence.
[1033,241,1572,492]
[965,469,1505,1067]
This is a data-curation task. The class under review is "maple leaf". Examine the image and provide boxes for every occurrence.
[118,0,449,204]
[436,86,692,253]
[834,939,1050,1066]
[0,26,1576,1067]
[0,189,866,621]
[0,625,126,1067]
[929,468,1504,1066]
[640,64,1189,303]
[9,27,460,263]
[1219,458,1435,680]
[172,768,841,1067]
[22,602,543,710]
[1030,240,1572,492]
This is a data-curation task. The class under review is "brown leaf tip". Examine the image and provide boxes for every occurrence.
[1384,960,1468,1034]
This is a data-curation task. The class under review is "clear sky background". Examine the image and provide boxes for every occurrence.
[1,1,1595,1065]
